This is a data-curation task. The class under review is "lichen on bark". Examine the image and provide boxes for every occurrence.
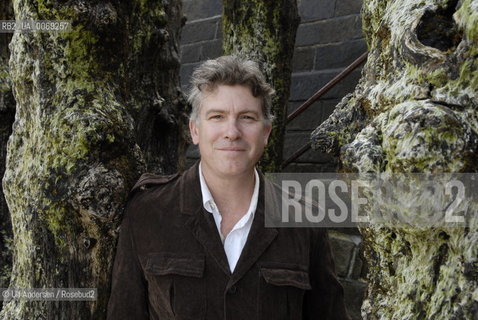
[0,0,15,308]
[222,0,299,172]
[1,0,185,318]
[311,0,478,319]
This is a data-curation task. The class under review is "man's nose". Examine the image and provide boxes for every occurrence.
[224,119,241,140]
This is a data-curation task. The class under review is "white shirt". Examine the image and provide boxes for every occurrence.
[198,163,259,272]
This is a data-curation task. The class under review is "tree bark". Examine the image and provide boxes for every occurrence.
[1,0,184,318]
[312,0,478,319]
[222,0,300,172]
[0,0,15,306]
[125,0,188,174]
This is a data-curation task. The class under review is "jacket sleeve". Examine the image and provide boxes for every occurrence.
[107,201,150,320]
[303,229,351,320]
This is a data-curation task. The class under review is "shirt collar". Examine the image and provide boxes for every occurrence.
[198,162,260,217]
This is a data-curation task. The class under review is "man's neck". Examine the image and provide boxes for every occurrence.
[200,163,256,217]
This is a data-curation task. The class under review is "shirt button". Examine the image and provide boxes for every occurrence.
[228,286,237,294]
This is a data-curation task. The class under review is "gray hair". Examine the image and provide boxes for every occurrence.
[188,55,275,123]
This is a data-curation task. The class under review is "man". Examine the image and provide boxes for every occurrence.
[107,55,350,319]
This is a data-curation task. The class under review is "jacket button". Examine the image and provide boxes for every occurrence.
[228,286,237,294]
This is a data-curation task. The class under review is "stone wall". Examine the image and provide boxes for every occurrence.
[180,1,366,319]
[288,0,366,173]
[180,0,223,89]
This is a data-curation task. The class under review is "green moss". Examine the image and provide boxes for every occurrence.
[455,0,478,41]
[405,55,477,100]
[43,206,70,249]
[37,0,76,20]
[62,26,101,90]
[448,58,477,91]
[406,64,448,88]
[129,0,167,60]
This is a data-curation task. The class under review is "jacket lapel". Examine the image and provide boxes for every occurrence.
[179,163,279,281]
[180,163,231,276]
[229,176,278,285]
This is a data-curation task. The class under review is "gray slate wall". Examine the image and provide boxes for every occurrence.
[180,1,367,319]
[288,0,366,173]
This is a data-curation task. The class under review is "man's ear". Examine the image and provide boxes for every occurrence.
[189,120,200,145]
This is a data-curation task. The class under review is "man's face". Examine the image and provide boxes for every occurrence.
[189,84,272,179]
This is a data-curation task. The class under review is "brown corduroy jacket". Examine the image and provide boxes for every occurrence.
[107,162,350,320]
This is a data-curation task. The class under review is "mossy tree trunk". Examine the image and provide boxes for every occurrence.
[222,0,299,172]
[0,0,15,306]
[312,0,478,319]
[1,0,185,319]
[125,0,188,174]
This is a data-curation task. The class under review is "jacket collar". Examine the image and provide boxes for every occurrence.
[179,161,202,215]
[179,161,278,279]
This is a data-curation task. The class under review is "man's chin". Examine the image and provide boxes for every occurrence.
[217,164,254,178]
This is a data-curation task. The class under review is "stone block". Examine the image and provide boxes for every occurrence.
[215,19,223,39]
[287,99,340,131]
[329,68,362,98]
[180,62,200,89]
[181,39,223,64]
[292,47,315,72]
[328,231,356,277]
[283,131,337,163]
[200,39,223,60]
[338,233,364,280]
[298,0,336,22]
[320,97,339,120]
[181,43,202,64]
[290,70,336,100]
[296,15,363,46]
[283,162,339,173]
[289,69,362,101]
[340,279,367,320]
[287,100,319,130]
[182,0,222,21]
[315,39,367,70]
[335,0,364,17]
[181,17,220,44]
[351,250,364,280]
[330,227,362,236]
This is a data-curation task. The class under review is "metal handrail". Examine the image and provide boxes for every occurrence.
[287,52,368,124]
[281,141,311,170]
[281,52,368,170]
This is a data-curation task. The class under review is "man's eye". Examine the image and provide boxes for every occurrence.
[240,115,256,120]
[209,115,223,120]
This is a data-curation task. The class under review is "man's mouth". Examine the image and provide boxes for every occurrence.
[217,147,245,151]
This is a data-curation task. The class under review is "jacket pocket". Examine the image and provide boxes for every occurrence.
[144,253,206,320]
[145,253,205,277]
[261,267,311,290]
[259,265,311,320]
